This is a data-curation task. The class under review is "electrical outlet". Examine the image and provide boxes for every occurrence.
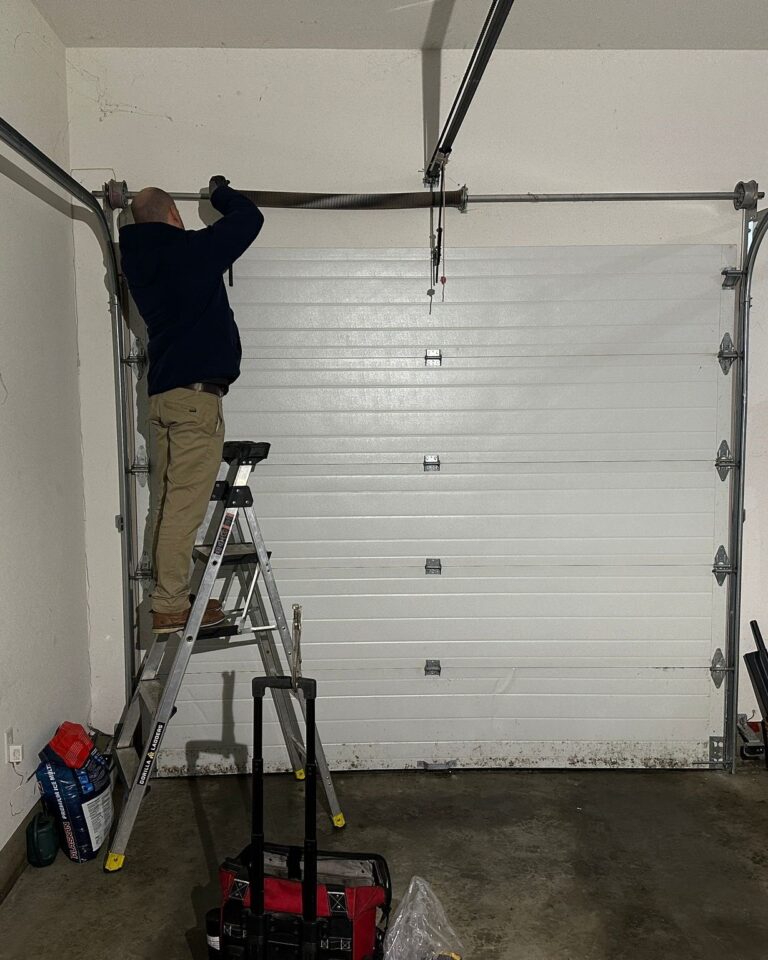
[5,729,22,765]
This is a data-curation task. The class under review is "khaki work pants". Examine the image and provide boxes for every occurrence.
[149,387,225,614]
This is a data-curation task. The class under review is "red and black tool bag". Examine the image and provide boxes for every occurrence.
[219,842,390,960]
[212,677,391,960]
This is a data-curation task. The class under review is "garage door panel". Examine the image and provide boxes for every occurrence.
[160,717,711,747]
[157,740,708,773]
[238,359,714,388]
[269,569,711,593]
[244,433,714,462]
[249,489,713,518]
[260,538,709,563]
[181,673,711,701]
[235,244,725,277]
[229,274,721,306]
[239,592,707,622]
[227,409,714,441]
[256,515,710,542]
[187,642,710,676]
[229,383,714,414]
[161,243,734,773]
[171,690,709,728]
[235,296,721,327]
[252,462,714,492]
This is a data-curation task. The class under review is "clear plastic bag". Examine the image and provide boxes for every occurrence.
[384,875,465,960]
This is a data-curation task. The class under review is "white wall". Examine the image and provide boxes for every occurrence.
[65,47,768,727]
[0,0,90,853]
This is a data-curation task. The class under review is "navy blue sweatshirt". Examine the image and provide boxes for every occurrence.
[119,185,264,396]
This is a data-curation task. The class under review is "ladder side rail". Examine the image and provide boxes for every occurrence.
[240,505,345,826]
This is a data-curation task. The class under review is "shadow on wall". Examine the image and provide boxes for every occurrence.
[184,669,250,959]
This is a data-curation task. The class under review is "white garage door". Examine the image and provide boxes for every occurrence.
[157,243,735,773]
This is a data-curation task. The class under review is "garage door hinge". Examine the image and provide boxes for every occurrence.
[122,338,147,380]
[128,446,150,487]
[425,558,442,575]
[721,267,744,289]
[423,454,441,472]
[130,551,154,583]
[424,659,442,676]
[709,648,728,688]
[718,333,739,374]
[715,440,736,481]
[425,348,443,367]
[712,545,733,585]
[709,736,725,765]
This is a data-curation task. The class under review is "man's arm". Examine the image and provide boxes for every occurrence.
[193,180,264,275]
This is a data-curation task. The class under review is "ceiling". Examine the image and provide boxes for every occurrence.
[32,0,768,50]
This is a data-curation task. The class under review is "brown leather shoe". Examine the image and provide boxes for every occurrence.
[152,600,226,635]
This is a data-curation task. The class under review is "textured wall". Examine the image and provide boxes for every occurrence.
[0,0,89,853]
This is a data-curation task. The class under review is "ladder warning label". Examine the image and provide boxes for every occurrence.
[82,788,113,851]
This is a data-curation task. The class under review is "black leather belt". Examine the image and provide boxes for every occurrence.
[184,382,225,397]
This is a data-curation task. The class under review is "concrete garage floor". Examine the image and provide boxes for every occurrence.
[1,769,768,960]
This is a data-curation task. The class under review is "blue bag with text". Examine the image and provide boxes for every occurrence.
[35,722,113,863]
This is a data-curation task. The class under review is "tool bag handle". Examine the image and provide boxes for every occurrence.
[250,676,319,958]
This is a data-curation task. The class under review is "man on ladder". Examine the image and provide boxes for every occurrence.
[119,175,264,633]
[107,182,343,874]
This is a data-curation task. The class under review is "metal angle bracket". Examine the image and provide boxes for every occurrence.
[718,333,739,374]
[425,558,442,575]
[423,454,441,472]
[710,647,727,689]
[721,267,744,289]
[715,440,736,481]
[712,545,733,585]
[709,736,725,765]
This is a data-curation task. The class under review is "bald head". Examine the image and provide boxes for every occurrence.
[131,187,183,228]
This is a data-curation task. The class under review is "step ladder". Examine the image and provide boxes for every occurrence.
[104,440,344,873]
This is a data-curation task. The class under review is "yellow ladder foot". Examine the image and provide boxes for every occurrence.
[103,852,125,873]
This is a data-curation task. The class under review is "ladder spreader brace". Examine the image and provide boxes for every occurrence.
[104,440,345,873]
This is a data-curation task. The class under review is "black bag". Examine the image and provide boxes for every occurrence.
[210,677,391,959]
